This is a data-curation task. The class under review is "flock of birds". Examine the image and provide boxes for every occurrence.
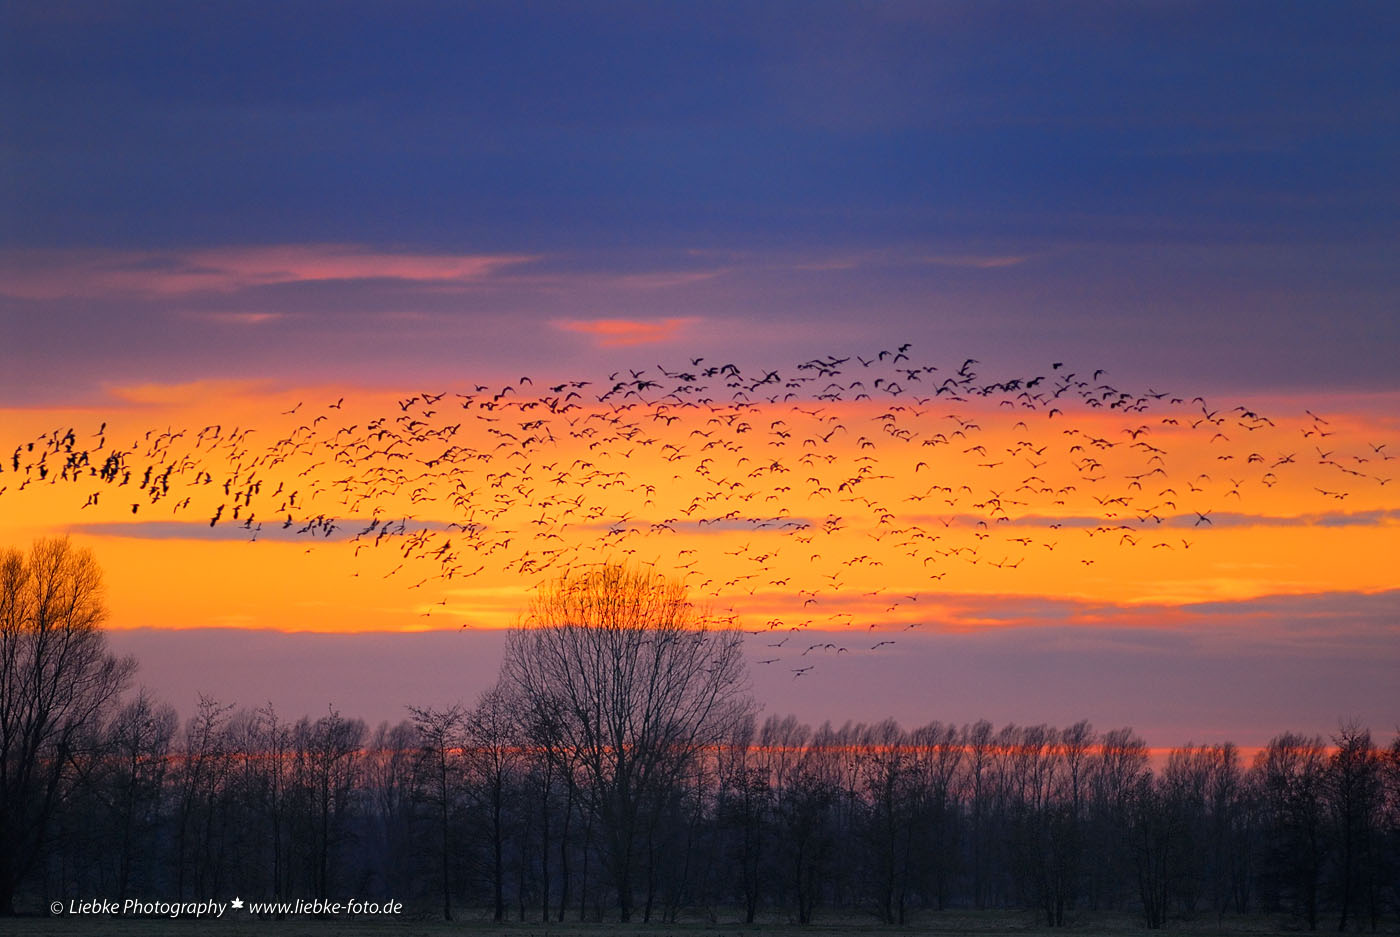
[3,348,1393,676]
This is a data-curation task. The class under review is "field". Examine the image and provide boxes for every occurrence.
[5,910,1372,937]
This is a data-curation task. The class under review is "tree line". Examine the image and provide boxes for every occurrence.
[3,540,1398,929]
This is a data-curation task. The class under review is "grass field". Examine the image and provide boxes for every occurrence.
[5,909,1375,937]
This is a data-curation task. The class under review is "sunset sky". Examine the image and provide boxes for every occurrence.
[2,2,1397,747]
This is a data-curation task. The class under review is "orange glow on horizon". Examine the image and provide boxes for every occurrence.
[2,373,1396,637]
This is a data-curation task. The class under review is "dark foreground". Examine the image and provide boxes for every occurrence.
[7,910,1391,937]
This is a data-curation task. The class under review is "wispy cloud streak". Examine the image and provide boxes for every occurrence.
[555,317,700,348]
[0,246,538,300]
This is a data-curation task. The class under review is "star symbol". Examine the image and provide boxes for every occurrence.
[231,898,244,910]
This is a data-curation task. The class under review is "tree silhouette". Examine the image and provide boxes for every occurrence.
[103,689,177,900]
[1326,722,1383,931]
[0,538,135,915]
[463,684,520,922]
[1256,733,1328,929]
[293,707,365,901]
[502,563,752,921]
[408,703,465,921]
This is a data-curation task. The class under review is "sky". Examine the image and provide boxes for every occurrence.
[2,1,1397,747]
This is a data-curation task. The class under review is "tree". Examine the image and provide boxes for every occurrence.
[0,538,136,914]
[362,718,422,905]
[462,685,521,922]
[1130,771,1178,929]
[781,727,841,924]
[1254,733,1328,929]
[291,707,365,900]
[104,690,177,900]
[717,714,771,923]
[1087,727,1149,911]
[856,719,918,924]
[173,694,234,899]
[911,720,963,911]
[408,704,465,921]
[1325,722,1383,931]
[501,563,752,921]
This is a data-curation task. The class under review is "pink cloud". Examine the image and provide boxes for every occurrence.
[555,317,700,348]
[0,245,538,299]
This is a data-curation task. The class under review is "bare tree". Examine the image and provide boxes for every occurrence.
[291,707,366,900]
[1382,735,1400,927]
[963,719,997,909]
[362,719,422,904]
[717,714,770,923]
[857,719,917,924]
[1255,733,1328,929]
[1325,722,1383,931]
[463,683,523,922]
[517,701,583,922]
[912,720,963,910]
[104,690,177,900]
[254,703,293,901]
[0,538,135,914]
[501,563,752,921]
[173,694,234,899]
[1087,727,1149,911]
[782,731,840,924]
[408,704,465,920]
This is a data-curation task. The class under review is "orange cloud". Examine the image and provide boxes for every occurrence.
[101,377,277,407]
[0,245,538,299]
[922,254,1029,269]
[195,312,285,325]
[555,316,700,347]
[787,249,1031,272]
